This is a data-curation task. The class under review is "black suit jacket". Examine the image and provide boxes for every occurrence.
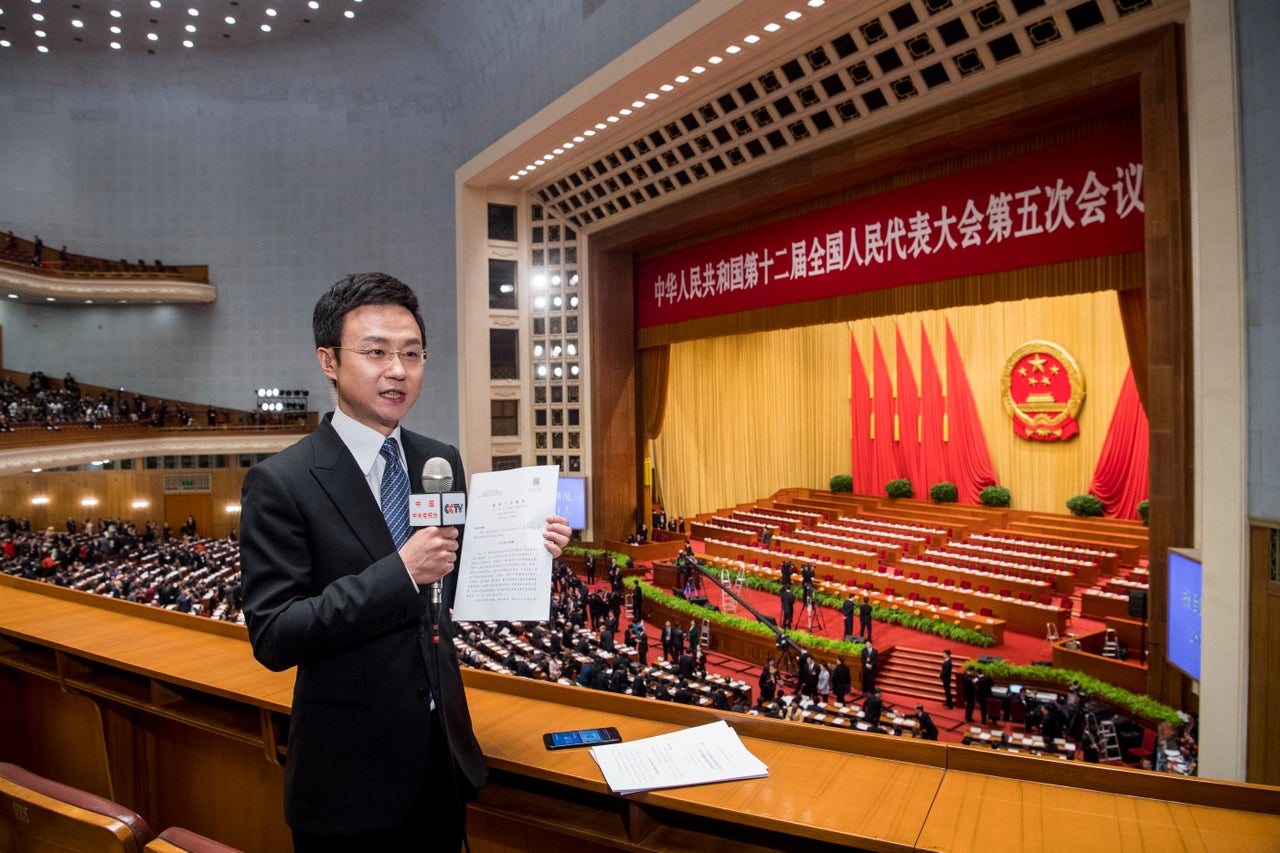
[240,418,487,835]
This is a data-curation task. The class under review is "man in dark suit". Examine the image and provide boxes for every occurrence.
[241,274,569,852]
[940,649,954,709]
[780,586,796,630]
[841,593,856,641]
[858,595,873,640]
[860,641,878,694]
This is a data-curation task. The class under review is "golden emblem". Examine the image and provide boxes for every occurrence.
[1000,341,1085,441]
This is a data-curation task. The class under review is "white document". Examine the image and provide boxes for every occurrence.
[451,465,559,622]
[589,720,769,796]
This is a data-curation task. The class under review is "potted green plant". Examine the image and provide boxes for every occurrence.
[979,485,1012,507]
[929,482,959,503]
[1066,493,1106,517]
[885,478,913,499]
[829,474,853,493]
[1137,499,1149,525]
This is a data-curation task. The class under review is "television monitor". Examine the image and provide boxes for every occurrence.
[1166,548,1202,681]
[555,477,587,530]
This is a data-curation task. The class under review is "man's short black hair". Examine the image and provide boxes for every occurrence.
[313,272,427,355]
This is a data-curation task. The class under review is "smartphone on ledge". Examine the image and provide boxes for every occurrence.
[542,726,623,750]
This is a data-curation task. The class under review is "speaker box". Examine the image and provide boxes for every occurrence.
[1127,588,1148,619]
[689,595,709,608]
[978,655,1003,664]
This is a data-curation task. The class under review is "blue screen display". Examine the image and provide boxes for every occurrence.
[1166,549,1202,681]
[555,477,587,530]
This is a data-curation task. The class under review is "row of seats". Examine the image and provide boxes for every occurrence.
[0,762,239,852]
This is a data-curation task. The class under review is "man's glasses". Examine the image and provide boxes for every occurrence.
[332,347,427,366]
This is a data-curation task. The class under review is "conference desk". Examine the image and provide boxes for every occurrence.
[2,575,1279,852]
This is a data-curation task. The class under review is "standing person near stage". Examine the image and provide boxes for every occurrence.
[780,585,796,630]
[841,592,856,641]
[858,595,873,640]
[831,655,852,703]
[940,649,954,709]
[860,640,879,694]
[240,273,570,851]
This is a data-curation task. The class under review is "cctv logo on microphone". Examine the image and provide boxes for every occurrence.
[441,492,467,525]
[409,495,441,527]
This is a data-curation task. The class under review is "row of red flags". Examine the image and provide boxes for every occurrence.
[848,322,1148,519]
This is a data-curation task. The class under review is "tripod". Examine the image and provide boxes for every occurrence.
[803,595,825,633]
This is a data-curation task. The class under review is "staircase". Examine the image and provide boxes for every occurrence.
[875,648,964,703]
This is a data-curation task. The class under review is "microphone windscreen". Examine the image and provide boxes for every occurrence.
[421,457,453,493]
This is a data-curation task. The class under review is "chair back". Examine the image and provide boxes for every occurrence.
[143,827,243,853]
[0,762,153,853]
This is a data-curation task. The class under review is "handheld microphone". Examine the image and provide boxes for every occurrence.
[412,458,467,614]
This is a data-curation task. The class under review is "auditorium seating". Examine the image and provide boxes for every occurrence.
[143,826,242,852]
[0,761,154,852]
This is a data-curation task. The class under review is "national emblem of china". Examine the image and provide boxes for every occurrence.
[1000,341,1085,441]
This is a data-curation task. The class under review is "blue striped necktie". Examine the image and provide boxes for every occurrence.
[379,437,411,549]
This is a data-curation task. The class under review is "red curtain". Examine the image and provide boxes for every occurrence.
[849,330,877,494]
[943,320,999,503]
[918,324,950,490]
[871,330,902,491]
[893,327,925,497]
[1088,366,1149,519]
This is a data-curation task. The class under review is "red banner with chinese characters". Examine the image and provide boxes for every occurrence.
[636,127,1144,328]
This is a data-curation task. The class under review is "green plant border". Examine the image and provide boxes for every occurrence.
[564,545,631,565]
[736,574,996,649]
[964,659,1182,725]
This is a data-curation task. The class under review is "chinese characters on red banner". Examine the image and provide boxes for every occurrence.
[637,128,1145,328]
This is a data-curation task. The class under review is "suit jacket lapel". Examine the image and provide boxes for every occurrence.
[309,419,396,563]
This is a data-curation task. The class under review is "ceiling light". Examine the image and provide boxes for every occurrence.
[110,41,121,49]
[572,136,584,143]
[726,45,741,54]
[618,108,632,116]
[785,11,803,20]
[570,365,580,377]
[692,65,706,73]
[187,7,198,15]
[6,294,17,299]
[147,32,158,40]
[37,44,49,52]
[534,344,545,357]
[763,22,781,32]
[261,23,271,31]
[532,273,547,288]
[561,142,574,149]
[567,342,577,355]
[606,115,619,123]
[594,123,606,130]
[534,296,547,309]
[150,0,162,8]
[744,34,761,44]
[645,92,659,100]
[225,16,235,24]
[629,100,644,108]
[32,13,45,21]
[308,1,320,8]
[551,274,562,285]
[344,10,355,18]
[708,55,723,64]
[0,40,7,49]
[265,7,277,15]
[509,174,520,181]
[553,366,563,378]
[183,40,193,47]
[34,29,46,37]
[551,344,562,357]
[536,365,547,378]
[517,169,528,176]
[583,129,595,136]
[808,0,825,7]
[71,19,85,28]
[184,24,194,32]
[660,84,674,92]
[553,148,564,155]
[534,159,545,166]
